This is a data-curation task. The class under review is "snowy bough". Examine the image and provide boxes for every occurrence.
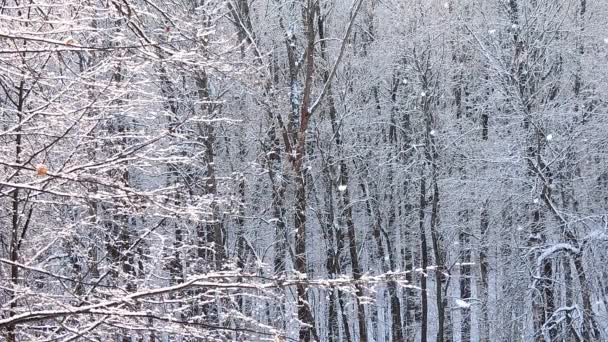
[0,0,276,340]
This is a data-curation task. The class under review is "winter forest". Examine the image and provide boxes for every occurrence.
[1,0,608,341]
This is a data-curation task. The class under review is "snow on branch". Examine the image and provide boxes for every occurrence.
[537,243,580,267]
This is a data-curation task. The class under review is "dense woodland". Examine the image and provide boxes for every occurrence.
[1,0,608,341]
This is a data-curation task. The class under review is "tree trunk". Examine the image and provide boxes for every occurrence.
[478,202,490,342]
[6,79,26,342]
[419,175,428,342]
[459,210,472,342]
[292,3,319,340]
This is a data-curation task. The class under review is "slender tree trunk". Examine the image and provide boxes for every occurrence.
[339,169,368,342]
[6,79,25,342]
[430,180,446,342]
[419,62,447,342]
[459,210,472,342]
[419,174,428,342]
[314,159,341,342]
[195,73,225,270]
[570,1,599,338]
[385,125,405,342]
[478,202,490,342]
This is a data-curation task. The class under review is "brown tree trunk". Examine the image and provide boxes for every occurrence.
[292,3,318,340]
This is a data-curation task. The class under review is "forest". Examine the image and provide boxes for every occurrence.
[1,0,607,341]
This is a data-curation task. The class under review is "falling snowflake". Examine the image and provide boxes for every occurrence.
[455,299,471,309]
[338,184,347,192]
